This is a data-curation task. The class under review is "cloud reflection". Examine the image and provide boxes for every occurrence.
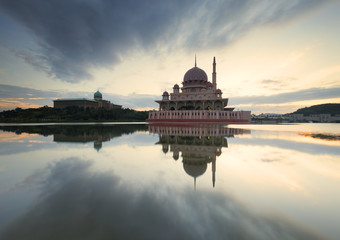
[0,158,325,240]
[299,132,340,142]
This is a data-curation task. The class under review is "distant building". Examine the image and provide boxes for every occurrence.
[257,113,284,119]
[53,91,122,109]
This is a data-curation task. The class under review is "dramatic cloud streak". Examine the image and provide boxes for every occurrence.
[0,0,327,82]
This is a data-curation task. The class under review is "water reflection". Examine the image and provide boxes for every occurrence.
[0,124,147,151]
[149,124,250,189]
[0,158,325,240]
[0,123,338,239]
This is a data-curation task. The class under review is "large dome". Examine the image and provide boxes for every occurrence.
[183,162,207,178]
[183,67,208,82]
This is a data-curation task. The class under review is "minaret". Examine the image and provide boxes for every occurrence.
[195,55,197,67]
[212,57,217,90]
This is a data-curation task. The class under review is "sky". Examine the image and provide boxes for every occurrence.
[0,0,339,114]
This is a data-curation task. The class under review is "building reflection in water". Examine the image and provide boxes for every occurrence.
[149,124,250,189]
[53,132,110,151]
[0,124,148,151]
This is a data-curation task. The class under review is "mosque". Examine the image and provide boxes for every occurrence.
[147,57,251,123]
[53,90,122,109]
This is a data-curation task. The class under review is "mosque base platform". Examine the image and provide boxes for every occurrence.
[146,110,251,124]
[146,119,250,124]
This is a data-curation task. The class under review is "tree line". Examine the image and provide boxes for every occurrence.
[0,106,149,123]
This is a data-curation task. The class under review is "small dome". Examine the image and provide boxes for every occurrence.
[162,144,169,153]
[162,91,169,96]
[184,67,208,82]
[173,84,179,89]
[94,90,102,99]
[216,89,222,94]
[206,82,213,87]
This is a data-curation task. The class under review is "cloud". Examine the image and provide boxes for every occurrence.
[0,84,60,110]
[0,158,326,240]
[0,84,58,99]
[1,84,338,112]
[0,0,329,82]
[0,84,159,111]
[231,87,340,105]
[260,78,295,90]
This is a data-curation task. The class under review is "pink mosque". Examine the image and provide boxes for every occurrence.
[146,57,251,123]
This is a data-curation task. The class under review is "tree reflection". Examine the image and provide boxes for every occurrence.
[0,124,148,151]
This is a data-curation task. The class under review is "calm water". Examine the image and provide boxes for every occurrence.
[0,123,339,240]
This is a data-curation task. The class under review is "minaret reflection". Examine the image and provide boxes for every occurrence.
[149,124,250,189]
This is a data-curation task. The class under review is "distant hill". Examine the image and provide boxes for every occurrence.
[290,103,340,116]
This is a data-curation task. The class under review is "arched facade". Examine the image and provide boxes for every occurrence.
[147,57,251,123]
[155,58,228,111]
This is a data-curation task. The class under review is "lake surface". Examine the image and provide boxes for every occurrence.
[0,123,339,240]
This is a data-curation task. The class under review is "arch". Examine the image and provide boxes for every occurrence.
[205,101,212,110]
[214,100,223,110]
[195,101,203,110]
[177,101,185,110]
[187,101,194,110]
[161,103,167,111]
[169,101,176,110]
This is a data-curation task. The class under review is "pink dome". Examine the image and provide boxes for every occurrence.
[162,91,169,96]
[173,84,179,89]
[183,67,208,82]
[216,89,222,94]
[206,82,213,87]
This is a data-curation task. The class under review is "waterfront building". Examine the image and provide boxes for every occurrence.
[53,90,122,109]
[147,57,251,123]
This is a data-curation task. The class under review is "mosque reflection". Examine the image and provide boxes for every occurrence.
[149,124,250,188]
[0,124,148,151]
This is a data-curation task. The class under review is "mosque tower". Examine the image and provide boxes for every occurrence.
[212,57,217,90]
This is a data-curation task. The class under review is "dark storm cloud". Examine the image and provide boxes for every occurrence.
[0,158,326,240]
[231,87,340,105]
[0,0,328,82]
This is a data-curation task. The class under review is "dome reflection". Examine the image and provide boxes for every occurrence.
[149,124,250,189]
